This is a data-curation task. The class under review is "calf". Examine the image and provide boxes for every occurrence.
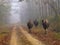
[34,19,38,27]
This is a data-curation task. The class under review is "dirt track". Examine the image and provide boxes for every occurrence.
[9,26,45,45]
[10,26,18,45]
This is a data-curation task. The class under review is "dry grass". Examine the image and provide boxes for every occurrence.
[27,26,60,45]
[0,26,12,45]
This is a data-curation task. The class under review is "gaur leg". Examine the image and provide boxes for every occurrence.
[45,29,47,34]
[29,29,31,33]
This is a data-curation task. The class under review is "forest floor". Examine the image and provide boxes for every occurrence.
[0,26,12,45]
[0,25,45,45]
[0,25,60,45]
[25,26,60,45]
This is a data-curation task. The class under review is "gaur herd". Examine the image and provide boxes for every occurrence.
[27,19,49,34]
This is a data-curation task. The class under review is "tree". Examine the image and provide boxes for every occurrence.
[44,0,60,32]
[44,0,59,17]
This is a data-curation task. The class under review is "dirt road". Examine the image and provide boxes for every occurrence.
[9,26,45,45]
[20,26,45,45]
[10,26,18,45]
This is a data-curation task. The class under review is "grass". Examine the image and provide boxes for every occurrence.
[54,32,60,40]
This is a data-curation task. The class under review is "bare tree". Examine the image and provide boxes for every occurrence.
[44,0,60,32]
[44,0,59,17]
